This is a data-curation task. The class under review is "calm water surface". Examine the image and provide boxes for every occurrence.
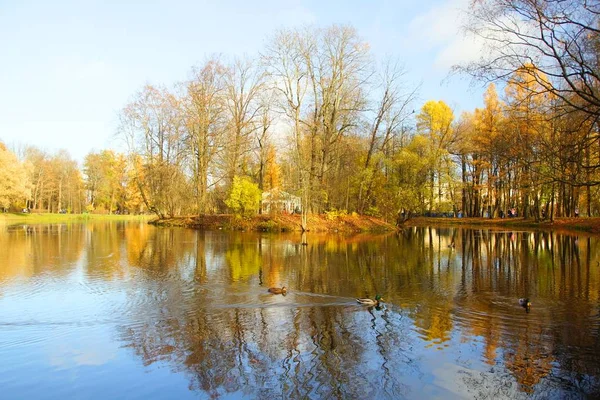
[1,222,599,399]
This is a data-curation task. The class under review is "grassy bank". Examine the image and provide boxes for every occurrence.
[402,216,600,234]
[151,213,394,233]
[0,212,153,224]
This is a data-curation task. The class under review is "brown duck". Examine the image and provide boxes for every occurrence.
[268,286,287,295]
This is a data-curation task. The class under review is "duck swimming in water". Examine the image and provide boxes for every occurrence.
[268,286,287,295]
[356,294,384,307]
[519,298,531,312]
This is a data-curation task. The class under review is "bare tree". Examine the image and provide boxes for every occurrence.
[182,58,228,213]
[314,25,371,197]
[223,57,266,186]
[254,90,276,191]
[263,28,312,229]
[265,25,372,225]
[119,85,189,217]
[358,59,418,214]
[458,0,600,120]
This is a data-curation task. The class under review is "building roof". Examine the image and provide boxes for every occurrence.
[262,189,300,202]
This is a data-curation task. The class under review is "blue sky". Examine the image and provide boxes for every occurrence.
[0,0,485,161]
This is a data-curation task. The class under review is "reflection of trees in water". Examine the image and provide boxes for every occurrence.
[84,221,148,280]
[503,327,554,394]
[121,302,414,398]
[0,223,85,280]
[225,236,261,282]
[118,230,418,398]
[131,226,198,273]
[290,228,600,395]
[448,228,600,395]
[116,226,600,397]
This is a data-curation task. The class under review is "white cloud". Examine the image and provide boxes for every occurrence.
[401,0,483,70]
[405,0,465,45]
[434,33,484,70]
[49,339,117,369]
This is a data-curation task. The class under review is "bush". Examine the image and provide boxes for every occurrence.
[325,208,348,220]
[256,220,279,232]
[365,206,381,217]
[225,176,261,216]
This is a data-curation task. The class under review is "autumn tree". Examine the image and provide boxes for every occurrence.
[225,176,262,216]
[119,85,190,218]
[262,144,280,192]
[0,142,31,210]
[254,92,277,192]
[182,58,228,213]
[83,150,128,214]
[476,84,505,216]
[62,152,83,213]
[460,0,600,120]
[122,154,147,214]
[456,84,507,217]
[503,65,552,219]
[223,57,265,187]
[24,146,49,211]
[22,148,83,213]
[416,100,456,212]
[265,25,371,227]
[458,0,600,202]
[357,60,418,215]
[263,27,312,229]
[312,25,369,211]
[453,111,477,216]
[393,134,433,219]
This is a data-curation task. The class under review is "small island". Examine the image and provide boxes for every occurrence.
[150,212,394,233]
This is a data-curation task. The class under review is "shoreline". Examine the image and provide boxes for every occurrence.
[0,212,153,224]
[4,212,599,235]
[401,216,600,235]
[150,213,395,233]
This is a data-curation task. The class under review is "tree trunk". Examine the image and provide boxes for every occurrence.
[57,180,63,212]
[461,156,467,216]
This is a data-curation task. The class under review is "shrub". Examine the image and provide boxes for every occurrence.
[225,176,262,216]
[325,208,348,220]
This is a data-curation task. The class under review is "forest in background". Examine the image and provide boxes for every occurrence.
[1,1,599,224]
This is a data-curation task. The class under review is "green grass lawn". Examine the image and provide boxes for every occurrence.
[0,212,154,224]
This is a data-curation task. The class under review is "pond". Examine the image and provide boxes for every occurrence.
[0,222,599,399]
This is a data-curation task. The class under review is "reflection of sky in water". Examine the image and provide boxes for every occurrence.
[48,327,116,368]
[0,223,599,399]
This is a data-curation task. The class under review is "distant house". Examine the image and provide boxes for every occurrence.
[261,190,301,214]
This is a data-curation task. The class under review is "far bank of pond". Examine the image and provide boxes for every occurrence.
[0,212,153,224]
[150,213,394,233]
[150,214,600,235]
[403,216,600,234]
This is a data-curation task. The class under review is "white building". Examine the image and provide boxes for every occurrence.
[261,190,301,214]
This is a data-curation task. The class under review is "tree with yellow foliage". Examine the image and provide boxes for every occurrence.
[119,84,191,218]
[225,176,262,216]
[460,0,600,121]
[504,65,552,219]
[472,84,506,217]
[263,144,280,192]
[84,150,131,214]
[416,100,456,212]
[393,134,433,218]
[0,143,31,210]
